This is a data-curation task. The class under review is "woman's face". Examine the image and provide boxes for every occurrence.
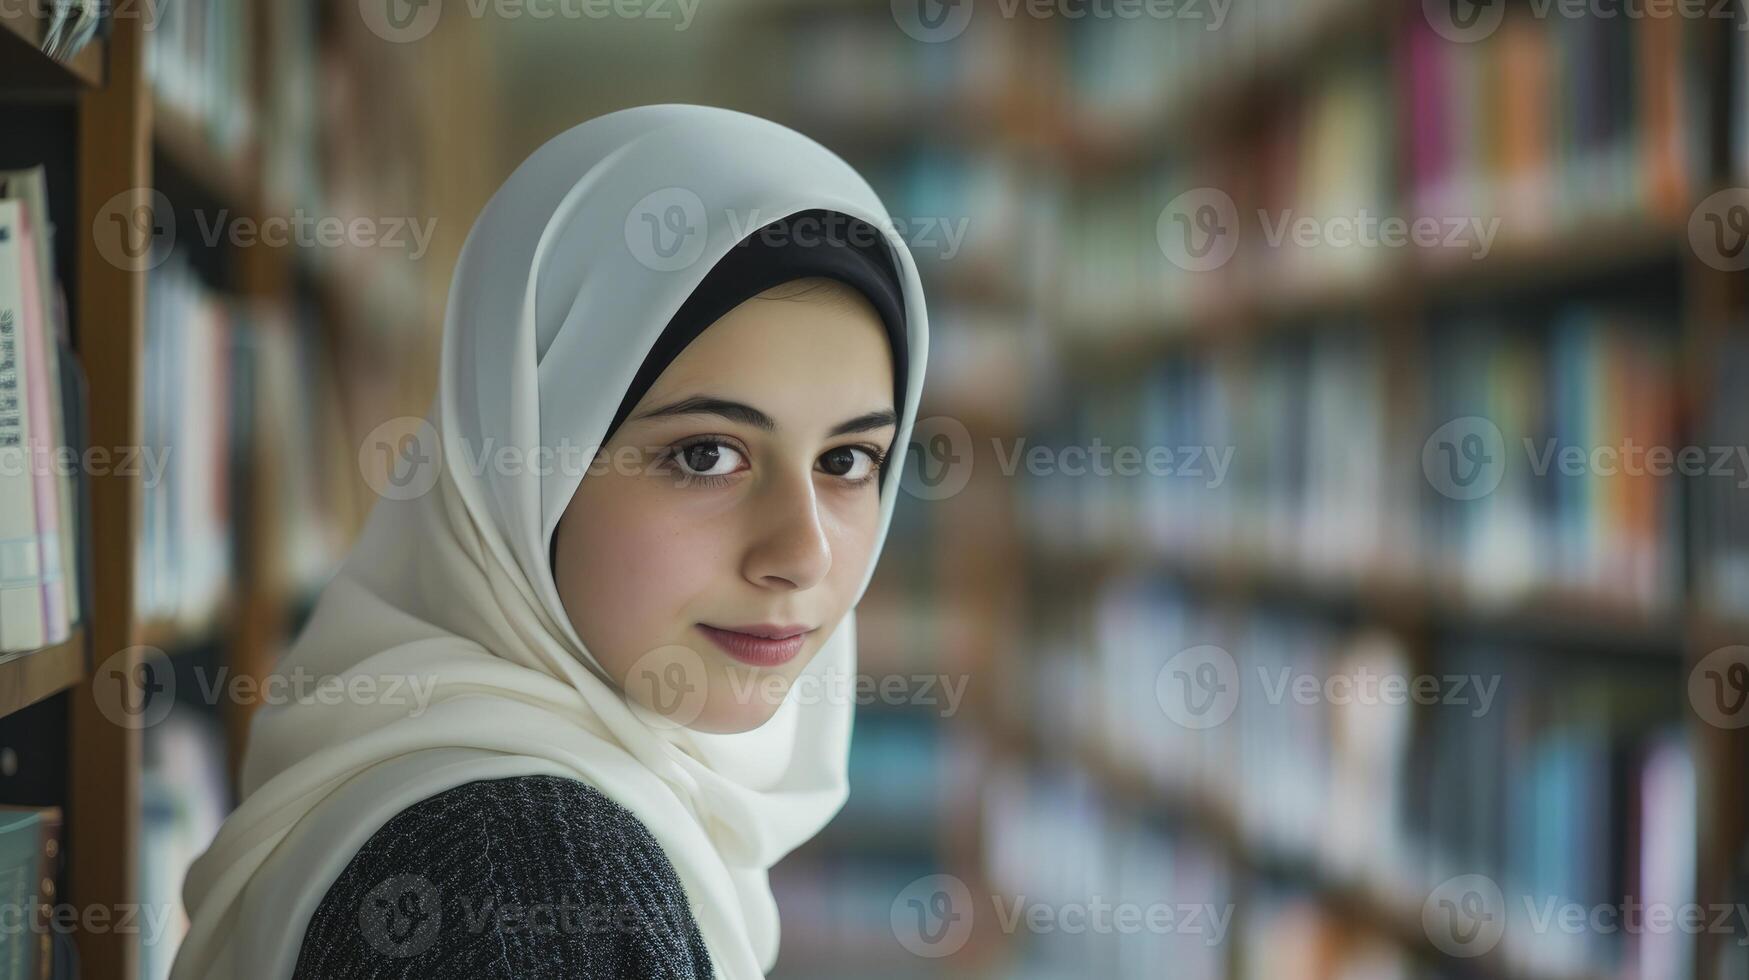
[552,279,898,733]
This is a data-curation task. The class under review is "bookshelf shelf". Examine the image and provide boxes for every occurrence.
[986,715,1609,980]
[0,9,104,90]
[0,628,87,721]
[1415,218,1686,301]
[1034,540,1691,657]
[1058,215,1692,374]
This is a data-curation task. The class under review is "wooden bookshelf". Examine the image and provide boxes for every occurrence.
[1030,537,1694,657]
[1056,217,1692,370]
[0,629,87,719]
[0,3,446,977]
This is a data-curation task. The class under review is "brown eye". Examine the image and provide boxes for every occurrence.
[818,446,878,482]
[672,440,743,478]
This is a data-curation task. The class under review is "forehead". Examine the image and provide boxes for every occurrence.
[644,294,896,412]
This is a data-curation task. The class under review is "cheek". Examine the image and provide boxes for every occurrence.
[820,493,883,594]
[560,485,728,675]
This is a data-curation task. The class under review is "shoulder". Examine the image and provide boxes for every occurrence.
[292,774,713,979]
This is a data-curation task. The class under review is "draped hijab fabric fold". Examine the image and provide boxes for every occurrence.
[169,103,929,980]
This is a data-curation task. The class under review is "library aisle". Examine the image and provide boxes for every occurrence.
[1,1,1746,979]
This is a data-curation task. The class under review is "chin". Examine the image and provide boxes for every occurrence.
[688,696,784,734]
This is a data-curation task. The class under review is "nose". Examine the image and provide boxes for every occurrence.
[740,466,832,592]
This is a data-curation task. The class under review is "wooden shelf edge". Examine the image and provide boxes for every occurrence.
[1031,537,1690,656]
[1054,216,1689,368]
[0,9,105,89]
[0,626,88,720]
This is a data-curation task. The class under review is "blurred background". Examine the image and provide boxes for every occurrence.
[1,0,1748,978]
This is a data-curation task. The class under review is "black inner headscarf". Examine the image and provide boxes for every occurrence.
[606,208,908,442]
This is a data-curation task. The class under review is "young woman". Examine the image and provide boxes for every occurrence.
[169,104,928,980]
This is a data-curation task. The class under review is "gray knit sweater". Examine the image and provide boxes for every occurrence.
[292,775,715,978]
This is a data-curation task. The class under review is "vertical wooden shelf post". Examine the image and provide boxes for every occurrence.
[68,12,147,980]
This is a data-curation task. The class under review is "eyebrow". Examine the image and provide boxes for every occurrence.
[631,395,898,438]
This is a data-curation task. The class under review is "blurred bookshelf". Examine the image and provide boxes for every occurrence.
[744,1,1749,979]
[0,2,464,978]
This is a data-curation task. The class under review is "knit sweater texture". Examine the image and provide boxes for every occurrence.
[291,775,715,979]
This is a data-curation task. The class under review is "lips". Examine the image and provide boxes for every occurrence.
[696,623,815,667]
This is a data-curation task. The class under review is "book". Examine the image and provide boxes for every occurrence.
[8,204,67,646]
[0,201,48,652]
[138,255,235,628]
[0,169,76,638]
[0,804,62,980]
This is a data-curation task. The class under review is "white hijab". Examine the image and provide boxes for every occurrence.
[170,103,928,980]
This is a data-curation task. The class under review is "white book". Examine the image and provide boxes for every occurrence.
[0,201,47,651]
[0,168,77,637]
[13,203,69,644]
